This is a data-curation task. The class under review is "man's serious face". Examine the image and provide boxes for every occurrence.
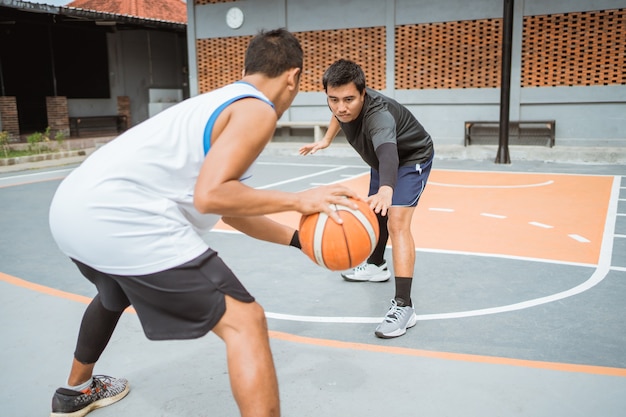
[326,82,365,123]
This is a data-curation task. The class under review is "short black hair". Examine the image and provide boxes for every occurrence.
[244,28,303,78]
[322,59,366,93]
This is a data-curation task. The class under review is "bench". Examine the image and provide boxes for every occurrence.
[69,115,128,138]
[465,120,555,147]
[275,121,329,142]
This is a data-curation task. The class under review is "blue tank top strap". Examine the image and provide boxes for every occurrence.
[203,83,275,155]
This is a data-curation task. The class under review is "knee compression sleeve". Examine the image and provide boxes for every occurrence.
[74,294,124,364]
[368,212,389,265]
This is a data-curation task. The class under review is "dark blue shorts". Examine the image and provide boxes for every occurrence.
[369,155,433,207]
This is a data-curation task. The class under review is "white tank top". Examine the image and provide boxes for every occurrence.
[49,82,273,275]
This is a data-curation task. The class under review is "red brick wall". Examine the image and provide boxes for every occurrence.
[0,96,19,139]
[46,96,70,137]
[117,96,131,127]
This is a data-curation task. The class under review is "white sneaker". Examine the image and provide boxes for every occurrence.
[374,299,418,339]
[341,261,391,282]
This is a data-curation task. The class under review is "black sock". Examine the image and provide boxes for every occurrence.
[289,230,301,249]
[394,277,413,307]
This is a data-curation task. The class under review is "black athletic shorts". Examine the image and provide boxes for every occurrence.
[72,249,255,341]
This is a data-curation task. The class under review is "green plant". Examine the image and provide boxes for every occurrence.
[30,127,56,154]
[55,130,65,149]
[1,127,67,160]
[27,131,45,154]
[0,131,10,158]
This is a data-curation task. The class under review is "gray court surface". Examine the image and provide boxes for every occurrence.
[1,146,625,417]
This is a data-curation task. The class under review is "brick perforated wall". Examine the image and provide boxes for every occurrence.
[297,28,386,91]
[395,19,503,89]
[196,36,251,93]
[195,8,624,92]
[196,28,386,93]
[522,9,626,87]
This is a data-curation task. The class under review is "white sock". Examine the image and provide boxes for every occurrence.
[66,377,93,392]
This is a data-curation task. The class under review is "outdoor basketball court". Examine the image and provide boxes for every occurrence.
[1,150,625,416]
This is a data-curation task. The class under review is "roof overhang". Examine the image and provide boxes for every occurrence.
[0,0,186,31]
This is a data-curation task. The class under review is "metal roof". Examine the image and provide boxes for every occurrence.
[0,0,186,31]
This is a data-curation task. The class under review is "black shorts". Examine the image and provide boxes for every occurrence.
[72,249,255,341]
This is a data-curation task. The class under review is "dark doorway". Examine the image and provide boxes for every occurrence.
[1,7,110,135]
[1,14,54,134]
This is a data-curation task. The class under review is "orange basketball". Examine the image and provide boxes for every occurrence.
[299,197,379,271]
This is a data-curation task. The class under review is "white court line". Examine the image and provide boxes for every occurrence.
[429,180,554,189]
[0,168,73,187]
[529,221,554,229]
[0,168,73,180]
[257,161,365,169]
[481,213,507,219]
[211,228,598,269]
[412,246,596,267]
[242,167,621,323]
[9,160,620,323]
[569,234,590,243]
[254,166,347,189]
[429,208,454,212]
[309,173,368,186]
[310,171,371,186]
[263,176,621,323]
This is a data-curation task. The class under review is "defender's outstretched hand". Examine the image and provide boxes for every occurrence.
[299,140,329,156]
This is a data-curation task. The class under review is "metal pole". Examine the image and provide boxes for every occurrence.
[496,0,514,164]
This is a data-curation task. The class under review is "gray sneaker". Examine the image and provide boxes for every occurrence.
[341,261,391,282]
[375,299,418,338]
[51,375,129,417]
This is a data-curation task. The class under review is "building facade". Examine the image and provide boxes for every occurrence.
[186,0,626,147]
[0,0,187,138]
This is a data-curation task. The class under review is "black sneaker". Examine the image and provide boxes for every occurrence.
[51,375,129,417]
